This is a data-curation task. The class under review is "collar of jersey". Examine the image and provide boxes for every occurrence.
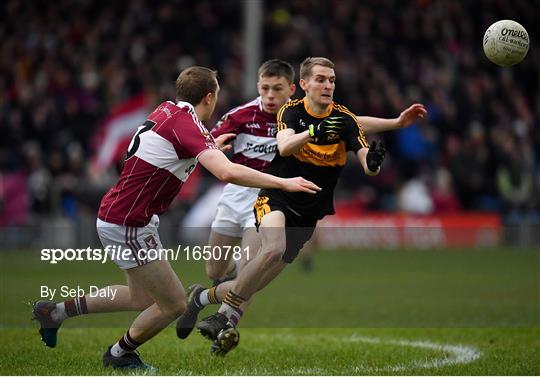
[175,100,196,113]
[302,97,333,118]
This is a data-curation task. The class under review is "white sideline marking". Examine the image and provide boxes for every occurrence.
[253,333,482,374]
[346,334,482,373]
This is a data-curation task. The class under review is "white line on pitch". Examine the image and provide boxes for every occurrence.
[250,332,482,374]
[345,334,482,373]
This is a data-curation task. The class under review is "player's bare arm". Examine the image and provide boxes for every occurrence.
[357,103,427,133]
[198,149,321,194]
[276,128,311,157]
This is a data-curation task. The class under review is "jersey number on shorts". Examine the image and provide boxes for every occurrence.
[126,120,157,160]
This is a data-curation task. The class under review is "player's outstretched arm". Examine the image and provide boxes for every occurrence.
[357,141,386,176]
[276,129,311,157]
[198,149,321,194]
[357,103,427,133]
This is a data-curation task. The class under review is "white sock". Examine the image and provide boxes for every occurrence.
[218,302,237,318]
[199,290,211,306]
[197,286,219,307]
[51,302,69,323]
[110,342,127,357]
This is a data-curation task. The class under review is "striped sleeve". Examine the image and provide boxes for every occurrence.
[277,99,300,132]
[353,116,369,149]
[335,103,369,151]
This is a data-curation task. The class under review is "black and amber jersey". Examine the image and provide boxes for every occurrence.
[260,97,369,219]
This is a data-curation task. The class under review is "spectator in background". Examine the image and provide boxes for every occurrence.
[431,168,460,213]
[496,139,535,224]
[264,0,538,216]
[23,142,52,215]
[449,122,495,210]
[396,166,434,215]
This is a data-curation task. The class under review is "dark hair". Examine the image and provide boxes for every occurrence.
[175,66,218,105]
[300,57,334,79]
[258,59,295,83]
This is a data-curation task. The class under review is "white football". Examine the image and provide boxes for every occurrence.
[483,20,529,67]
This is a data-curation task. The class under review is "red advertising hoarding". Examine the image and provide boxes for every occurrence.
[316,211,501,249]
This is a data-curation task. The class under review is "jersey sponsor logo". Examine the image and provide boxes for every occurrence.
[246,142,278,154]
[234,133,277,161]
[294,142,347,167]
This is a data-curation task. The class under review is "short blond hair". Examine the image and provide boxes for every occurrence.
[300,57,335,79]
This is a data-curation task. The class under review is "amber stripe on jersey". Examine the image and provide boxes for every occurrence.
[277,99,302,131]
[334,103,369,148]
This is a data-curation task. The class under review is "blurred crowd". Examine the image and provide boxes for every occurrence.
[263,0,539,222]
[1,0,539,226]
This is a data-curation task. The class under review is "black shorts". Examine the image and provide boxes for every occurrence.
[253,195,317,263]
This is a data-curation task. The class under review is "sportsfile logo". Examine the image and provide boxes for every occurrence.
[40,245,249,264]
[40,246,158,264]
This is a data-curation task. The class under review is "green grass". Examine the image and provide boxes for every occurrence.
[1,247,539,375]
[1,328,538,375]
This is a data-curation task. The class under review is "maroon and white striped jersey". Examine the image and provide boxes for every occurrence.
[211,97,277,172]
[98,101,217,227]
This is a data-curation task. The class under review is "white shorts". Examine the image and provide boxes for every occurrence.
[96,215,163,270]
[210,183,259,238]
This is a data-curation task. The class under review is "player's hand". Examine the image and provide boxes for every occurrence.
[281,177,322,194]
[308,118,339,143]
[396,103,427,128]
[214,133,236,152]
[366,141,385,172]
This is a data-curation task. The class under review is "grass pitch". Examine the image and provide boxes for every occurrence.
[1,247,539,375]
